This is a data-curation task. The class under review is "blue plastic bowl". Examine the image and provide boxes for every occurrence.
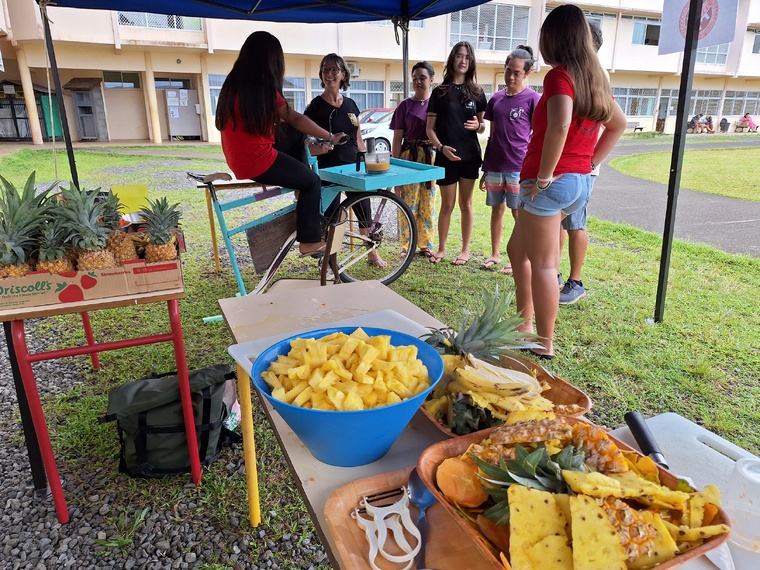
[251,327,443,467]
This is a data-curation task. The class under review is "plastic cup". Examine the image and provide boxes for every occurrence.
[723,458,760,566]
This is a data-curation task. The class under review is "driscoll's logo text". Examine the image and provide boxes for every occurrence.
[1,280,52,295]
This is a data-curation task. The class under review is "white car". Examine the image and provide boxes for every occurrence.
[360,111,394,153]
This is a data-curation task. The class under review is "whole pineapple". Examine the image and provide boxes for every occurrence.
[140,197,181,263]
[36,218,75,274]
[102,190,138,265]
[0,173,52,278]
[58,185,117,271]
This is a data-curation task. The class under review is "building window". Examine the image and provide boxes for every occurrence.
[658,88,681,116]
[754,33,760,54]
[284,77,307,113]
[628,17,661,46]
[689,89,722,115]
[103,71,141,89]
[696,43,729,65]
[209,74,225,115]
[450,4,530,52]
[347,80,385,110]
[722,91,760,116]
[118,12,202,31]
[155,78,191,89]
[612,87,657,116]
[390,80,405,107]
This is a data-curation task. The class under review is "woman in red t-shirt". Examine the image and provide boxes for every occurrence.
[506,5,626,359]
[215,31,346,257]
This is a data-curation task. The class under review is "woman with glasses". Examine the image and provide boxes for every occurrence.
[479,45,540,275]
[506,5,626,359]
[215,32,345,257]
[390,61,437,259]
[425,41,487,267]
[304,53,387,268]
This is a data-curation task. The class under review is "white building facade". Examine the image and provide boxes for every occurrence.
[1,0,759,144]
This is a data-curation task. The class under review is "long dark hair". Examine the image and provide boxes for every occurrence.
[539,5,613,122]
[439,41,482,104]
[215,31,286,136]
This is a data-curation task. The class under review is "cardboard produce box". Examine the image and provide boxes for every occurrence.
[0,258,183,310]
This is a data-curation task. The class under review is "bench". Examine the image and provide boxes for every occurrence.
[627,121,644,132]
[734,121,758,133]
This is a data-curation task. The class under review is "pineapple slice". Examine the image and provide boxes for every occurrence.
[569,494,627,570]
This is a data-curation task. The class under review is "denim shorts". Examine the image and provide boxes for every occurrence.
[561,175,596,230]
[484,171,521,210]
[519,173,591,217]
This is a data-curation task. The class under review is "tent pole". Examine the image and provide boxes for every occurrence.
[402,23,409,98]
[40,4,79,189]
[654,0,703,323]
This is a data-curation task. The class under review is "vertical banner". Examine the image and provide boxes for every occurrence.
[659,0,738,55]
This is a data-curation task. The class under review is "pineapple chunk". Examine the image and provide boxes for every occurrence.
[629,510,679,570]
[508,486,571,570]
[569,494,627,570]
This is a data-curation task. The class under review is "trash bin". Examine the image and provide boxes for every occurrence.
[720,118,729,133]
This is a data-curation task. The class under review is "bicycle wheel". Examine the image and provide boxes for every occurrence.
[331,190,416,285]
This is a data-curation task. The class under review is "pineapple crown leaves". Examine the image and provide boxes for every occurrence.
[36,219,74,262]
[473,444,587,525]
[57,184,111,251]
[0,172,54,221]
[100,190,126,231]
[421,284,544,359]
[140,197,181,246]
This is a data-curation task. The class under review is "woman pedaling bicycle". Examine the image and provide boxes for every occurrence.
[215,31,347,258]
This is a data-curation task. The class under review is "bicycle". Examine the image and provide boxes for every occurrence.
[189,137,429,295]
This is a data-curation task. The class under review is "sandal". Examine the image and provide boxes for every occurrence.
[419,249,434,259]
[428,254,444,265]
[480,258,499,270]
[451,256,470,266]
[368,256,388,269]
[499,264,513,275]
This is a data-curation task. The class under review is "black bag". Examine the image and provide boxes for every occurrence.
[102,364,241,478]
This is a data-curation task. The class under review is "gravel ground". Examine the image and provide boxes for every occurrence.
[0,320,332,569]
[0,162,332,568]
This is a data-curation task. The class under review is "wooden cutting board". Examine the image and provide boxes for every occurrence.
[324,465,501,570]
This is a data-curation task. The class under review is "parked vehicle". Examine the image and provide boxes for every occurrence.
[360,112,394,153]
[358,108,394,124]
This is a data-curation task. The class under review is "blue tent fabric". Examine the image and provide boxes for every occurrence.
[40,0,490,23]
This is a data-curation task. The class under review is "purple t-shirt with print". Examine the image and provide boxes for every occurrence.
[390,97,429,141]
[482,87,540,173]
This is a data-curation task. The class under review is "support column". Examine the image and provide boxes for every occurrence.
[15,47,43,145]
[143,52,162,144]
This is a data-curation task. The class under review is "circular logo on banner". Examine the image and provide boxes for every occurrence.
[679,0,719,40]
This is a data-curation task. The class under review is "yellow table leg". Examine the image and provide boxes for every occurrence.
[206,190,221,273]
[236,364,261,527]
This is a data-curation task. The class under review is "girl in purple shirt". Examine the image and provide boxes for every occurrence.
[391,61,437,257]
[479,46,540,274]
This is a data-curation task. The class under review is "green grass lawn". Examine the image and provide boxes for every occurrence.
[2,146,759,566]
[611,147,760,201]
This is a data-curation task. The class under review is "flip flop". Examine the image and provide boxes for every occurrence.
[368,257,388,268]
[451,256,470,266]
[480,259,499,270]
[499,264,514,275]
[419,249,434,259]
[428,254,444,265]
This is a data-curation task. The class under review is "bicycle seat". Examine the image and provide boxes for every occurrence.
[187,172,233,184]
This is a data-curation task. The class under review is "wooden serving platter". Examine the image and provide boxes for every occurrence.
[416,418,730,570]
[324,465,502,570]
[422,353,593,437]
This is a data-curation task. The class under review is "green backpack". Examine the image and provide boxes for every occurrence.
[102,364,240,478]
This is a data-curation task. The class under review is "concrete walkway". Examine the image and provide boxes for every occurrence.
[592,138,760,258]
[2,136,759,257]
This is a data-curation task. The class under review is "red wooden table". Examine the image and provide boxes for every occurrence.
[0,288,201,524]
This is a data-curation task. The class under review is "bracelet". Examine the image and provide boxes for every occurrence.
[591,162,597,171]
[328,132,333,144]
[438,144,445,153]
[536,178,552,191]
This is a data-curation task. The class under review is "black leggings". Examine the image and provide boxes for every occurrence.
[254,152,322,244]
[324,189,372,229]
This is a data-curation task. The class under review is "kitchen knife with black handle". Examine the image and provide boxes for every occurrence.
[623,411,669,469]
